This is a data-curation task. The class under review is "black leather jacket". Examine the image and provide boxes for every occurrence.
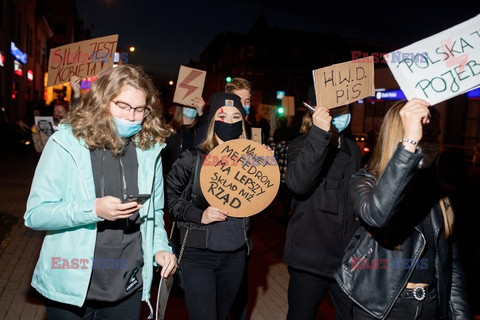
[335,144,471,320]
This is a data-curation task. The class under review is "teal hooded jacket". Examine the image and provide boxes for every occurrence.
[24,124,171,314]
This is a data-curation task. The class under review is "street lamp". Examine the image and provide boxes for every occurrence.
[168,80,174,86]
[129,46,135,52]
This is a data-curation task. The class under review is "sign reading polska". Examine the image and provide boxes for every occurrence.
[200,140,280,217]
[47,34,118,87]
[312,57,375,109]
[385,14,480,105]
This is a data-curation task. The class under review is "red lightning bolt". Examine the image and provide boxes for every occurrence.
[179,70,203,99]
[442,38,469,74]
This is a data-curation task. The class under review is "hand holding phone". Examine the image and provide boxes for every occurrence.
[122,194,151,204]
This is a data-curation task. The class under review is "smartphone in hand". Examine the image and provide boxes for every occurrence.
[122,194,151,204]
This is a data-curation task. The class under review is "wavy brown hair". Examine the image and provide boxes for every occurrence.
[64,65,169,156]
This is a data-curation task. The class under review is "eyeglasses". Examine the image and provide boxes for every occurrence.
[113,100,150,117]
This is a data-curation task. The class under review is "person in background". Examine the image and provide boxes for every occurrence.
[162,97,206,175]
[24,65,176,320]
[31,101,70,153]
[225,77,252,112]
[224,77,253,320]
[335,99,471,319]
[270,116,294,221]
[284,86,361,320]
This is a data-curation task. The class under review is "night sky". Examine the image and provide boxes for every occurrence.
[78,0,480,81]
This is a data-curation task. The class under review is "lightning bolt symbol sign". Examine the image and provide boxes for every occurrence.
[442,38,469,75]
[179,70,203,99]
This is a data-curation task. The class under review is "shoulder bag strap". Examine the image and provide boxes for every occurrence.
[176,149,201,265]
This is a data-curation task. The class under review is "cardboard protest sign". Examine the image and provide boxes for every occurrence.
[173,66,206,106]
[258,104,275,121]
[282,96,295,116]
[251,128,262,144]
[200,140,280,217]
[47,34,118,87]
[384,14,480,105]
[34,116,55,136]
[312,57,375,109]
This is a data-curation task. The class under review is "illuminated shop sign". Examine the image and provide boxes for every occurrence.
[10,42,27,64]
[375,89,406,101]
[466,88,480,100]
[14,60,23,76]
[27,70,34,81]
[0,51,5,67]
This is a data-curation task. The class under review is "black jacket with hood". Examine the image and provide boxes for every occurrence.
[283,125,362,277]
[166,148,251,251]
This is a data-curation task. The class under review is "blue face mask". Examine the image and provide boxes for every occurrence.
[113,117,143,138]
[243,104,250,115]
[332,113,351,132]
[183,107,198,119]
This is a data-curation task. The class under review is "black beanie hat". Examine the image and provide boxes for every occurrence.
[208,92,246,123]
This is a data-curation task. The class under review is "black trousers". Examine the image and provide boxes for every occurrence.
[353,285,438,320]
[45,290,142,320]
[181,246,247,320]
[287,267,353,320]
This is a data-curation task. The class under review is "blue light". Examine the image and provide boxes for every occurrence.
[10,42,27,64]
[466,88,480,100]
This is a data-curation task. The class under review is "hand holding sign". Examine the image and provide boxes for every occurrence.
[200,139,280,217]
[47,35,118,87]
[385,14,480,105]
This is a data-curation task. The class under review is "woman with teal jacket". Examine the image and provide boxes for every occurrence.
[24,65,177,319]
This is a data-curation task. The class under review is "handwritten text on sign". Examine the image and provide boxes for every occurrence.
[385,14,480,105]
[312,56,374,109]
[200,140,280,217]
[47,35,118,87]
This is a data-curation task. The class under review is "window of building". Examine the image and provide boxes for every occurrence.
[247,46,254,57]
[26,25,33,56]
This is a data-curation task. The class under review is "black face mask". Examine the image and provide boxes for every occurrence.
[214,121,243,142]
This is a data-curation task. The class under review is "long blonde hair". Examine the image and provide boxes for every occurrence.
[368,101,453,238]
[367,102,405,177]
[64,65,169,156]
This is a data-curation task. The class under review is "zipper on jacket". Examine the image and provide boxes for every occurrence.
[52,137,91,200]
[352,247,373,270]
[385,226,426,317]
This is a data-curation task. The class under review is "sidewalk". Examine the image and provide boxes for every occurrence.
[0,151,311,320]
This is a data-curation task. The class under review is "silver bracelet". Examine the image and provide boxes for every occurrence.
[401,137,418,146]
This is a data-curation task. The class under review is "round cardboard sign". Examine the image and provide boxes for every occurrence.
[200,139,280,217]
